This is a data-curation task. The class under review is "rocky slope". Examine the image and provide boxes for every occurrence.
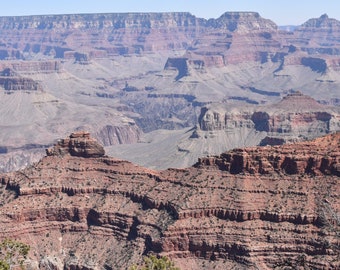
[1,12,340,173]
[0,83,142,172]
[107,92,340,170]
[1,12,340,76]
[199,91,340,143]
[0,131,338,269]
[0,12,205,58]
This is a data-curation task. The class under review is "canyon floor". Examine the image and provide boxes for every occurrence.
[1,57,340,172]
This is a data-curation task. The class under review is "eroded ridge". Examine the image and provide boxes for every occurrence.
[0,132,339,269]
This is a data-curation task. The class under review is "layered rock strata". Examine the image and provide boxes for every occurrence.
[0,12,339,70]
[0,67,43,91]
[199,92,340,144]
[46,131,105,158]
[0,132,339,269]
[0,61,61,73]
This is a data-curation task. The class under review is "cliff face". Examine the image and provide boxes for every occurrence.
[0,12,339,69]
[294,14,340,55]
[182,12,280,68]
[0,132,339,269]
[0,67,43,91]
[196,133,340,176]
[0,12,205,58]
[0,61,61,73]
[0,12,274,50]
[199,92,340,144]
[1,11,340,173]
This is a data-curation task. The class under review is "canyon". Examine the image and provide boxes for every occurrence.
[0,12,339,268]
[0,131,338,269]
[0,12,340,171]
[107,91,340,170]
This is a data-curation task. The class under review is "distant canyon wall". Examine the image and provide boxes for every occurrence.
[0,12,339,70]
[198,92,340,145]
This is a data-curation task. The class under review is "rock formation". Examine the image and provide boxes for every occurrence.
[0,61,61,73]
[294,14,340,55]
[0,12,338,68]
[1,11,340,174]
[0,132,338,269]
[46,131,105,158]
[199,91,340,145]
[0,67,42,91]
[0,12,205,59]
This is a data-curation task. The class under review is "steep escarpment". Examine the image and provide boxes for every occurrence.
[1,11,340,171]
[0,132,339,269]
[286,14,340,72]
[198,91,340,145]
[183,12,280,68]
[294,14,340,55]
[0,12,339,72]
[0,61,61,73]
[0,12,277,60]
[0,12,205,59]
[0,11,323,68]
[173,13,340,76]
[0,68,42,91]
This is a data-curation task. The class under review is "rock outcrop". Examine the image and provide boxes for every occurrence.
[46,131,105,158]
[196,133,340,176]
[0,132,339,269]
[0,12,338,68]
[199,92,340,144]
[294,14,340,55]
[0,67,43,92]
[1,11,340,181]
[0,12,205,59]
[0,61,61,73]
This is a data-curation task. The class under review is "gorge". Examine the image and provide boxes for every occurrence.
[0,12,340,171]
[0,131,339,269]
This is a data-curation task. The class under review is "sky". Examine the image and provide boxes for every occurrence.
[1,0,339,26]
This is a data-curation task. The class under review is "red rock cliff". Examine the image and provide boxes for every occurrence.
[0,132,339,269]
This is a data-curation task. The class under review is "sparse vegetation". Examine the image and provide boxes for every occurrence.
[130,254,180,270]
[0,239,30,270]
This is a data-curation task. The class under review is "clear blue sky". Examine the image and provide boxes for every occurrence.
[1,0,339,26]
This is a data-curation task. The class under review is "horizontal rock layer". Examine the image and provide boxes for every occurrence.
[0,12,338,70]
[198,92,340,144]
[46,131,105,158]
[0,132,339,269]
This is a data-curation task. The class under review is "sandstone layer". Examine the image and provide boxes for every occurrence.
[1,12,340,173]
[107,92,340,170]
[199,91,340,144]
[0,132,339,269]
[0,12,339,74]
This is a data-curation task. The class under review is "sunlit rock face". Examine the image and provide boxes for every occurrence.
[46,131,105,158]
[198,92,340,145]
[1,12,340,174]
[0,132,339,269]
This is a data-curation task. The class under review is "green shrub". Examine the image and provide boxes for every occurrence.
[0,239,30,270]
[130,254,180,270]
